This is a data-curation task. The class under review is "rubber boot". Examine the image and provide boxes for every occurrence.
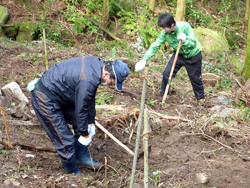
[75,140,102,169]
[61,156,81,174]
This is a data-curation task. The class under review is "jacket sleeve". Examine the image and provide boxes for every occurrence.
[75,80,97,136]
[88,93,96,124]
[142,31,167,61]
[178,23,197,55]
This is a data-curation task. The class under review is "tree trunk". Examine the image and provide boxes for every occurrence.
[243,10,250,80]
[175,0,186,21]
[245,0,249,21]
[243,0,249,32]
[102,0,109,28]
[149,0,155,14]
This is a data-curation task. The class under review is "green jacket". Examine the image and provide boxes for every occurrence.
[142,22,202,60]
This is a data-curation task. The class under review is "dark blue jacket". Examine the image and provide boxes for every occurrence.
[40,56,103,136]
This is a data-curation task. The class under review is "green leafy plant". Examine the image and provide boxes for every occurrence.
[240,107,250,121]
[147,98,156,107]
[151,169,163,186]
[0,147,7,154]
[96,91,114,105]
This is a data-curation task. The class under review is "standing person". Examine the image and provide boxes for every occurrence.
[31,56,129,174]
[135,13,205,101]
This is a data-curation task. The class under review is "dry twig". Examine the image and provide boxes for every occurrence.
[0,104,12,148]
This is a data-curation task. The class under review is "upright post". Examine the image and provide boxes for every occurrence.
[143,108,149,188]
[43,29,48,71]
[130,70,148,187]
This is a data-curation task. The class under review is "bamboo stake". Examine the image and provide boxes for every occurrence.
[43,29,48,71]
[130,72,148,188]
[95,121,134,156]
[143,108,149,188]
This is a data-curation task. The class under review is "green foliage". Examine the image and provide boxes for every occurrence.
[118,10,160,48]
[36,20,63,45]
[240,107,250,121]
[96,91,114,105]
[186,0,213,27]
[63,5,99,35]
[150,165,163,186]
[147,98,156,106]
[0,146,7,154]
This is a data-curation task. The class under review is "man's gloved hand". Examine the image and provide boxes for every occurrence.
[78,135,91,146]
[88,124,96,138]
[135,60,147,72]
[178,33,186,43]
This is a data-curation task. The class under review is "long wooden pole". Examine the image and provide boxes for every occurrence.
[95,121,134,156]
[130,73,147,188]
[162,40,182,103]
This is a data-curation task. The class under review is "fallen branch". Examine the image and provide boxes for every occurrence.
[0,141,56,153]
[78,11,124,43]
[148,110,193,123]
[0,118,41,126]
[0,104,12,148]
[96,105,193,123]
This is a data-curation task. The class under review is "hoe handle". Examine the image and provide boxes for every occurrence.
[162,40,182,103]
[95,121,134,156]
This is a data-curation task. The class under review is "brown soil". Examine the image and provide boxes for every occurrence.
[0,1,250,188]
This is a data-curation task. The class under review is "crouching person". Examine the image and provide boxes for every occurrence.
[31,56,129,174]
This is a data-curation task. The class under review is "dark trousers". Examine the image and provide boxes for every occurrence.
[31,85,79,161]
[160,51,205,100]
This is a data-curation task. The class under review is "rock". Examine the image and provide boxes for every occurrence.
[4,178,16,186]
[162,168,176,178]
[3,21,20,38]
[16,21,38,42]
[0,95,11,109]
[2,82,29,103]
[10,101,33,120]
[216,96,232,105]
[196,173,209,184]
[211,107,240,118]
[12,181,21,187]
[209,105,223,112]
[194,28,229,53]
[133,183,142,188]
[0,6,9,25]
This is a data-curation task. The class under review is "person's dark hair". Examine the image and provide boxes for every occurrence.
[104,61,115,78]
[158,13,176,28]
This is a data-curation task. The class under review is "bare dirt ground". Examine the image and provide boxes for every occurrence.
[0,35,250,188]
[1,1,250,188]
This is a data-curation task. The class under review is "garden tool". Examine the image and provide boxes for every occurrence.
[162,40,182,103]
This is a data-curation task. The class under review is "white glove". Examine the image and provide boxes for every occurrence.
[78,135,91,146]
[135,60,147,72]
[178,33,186,43]
[88,124,96,138]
